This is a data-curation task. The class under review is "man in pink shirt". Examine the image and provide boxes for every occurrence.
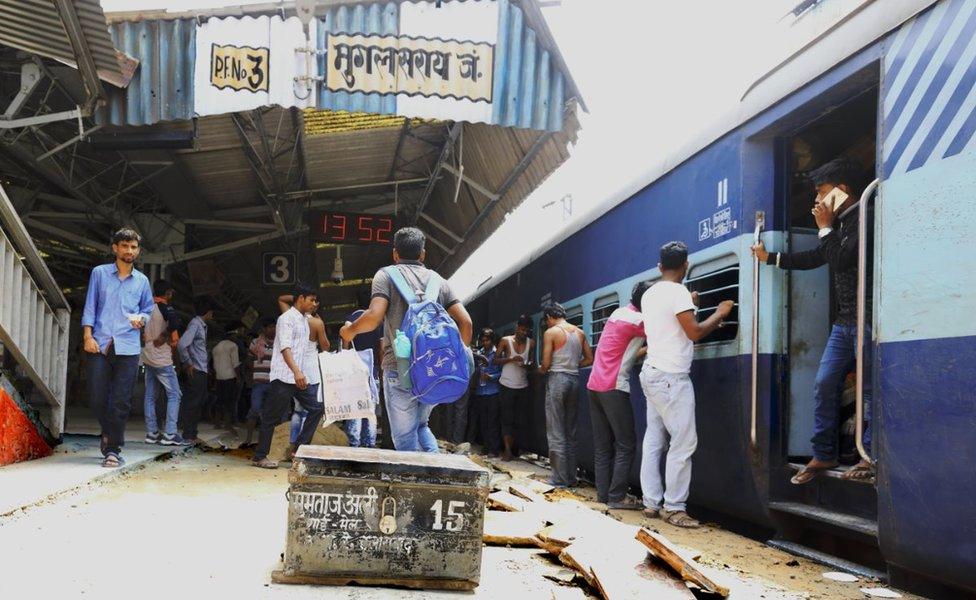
[585,281,650,509]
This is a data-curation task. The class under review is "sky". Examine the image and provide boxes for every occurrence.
[101,0,808,298]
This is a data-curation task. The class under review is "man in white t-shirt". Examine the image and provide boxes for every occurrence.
[639,241,733,528]
[212,331,241,431]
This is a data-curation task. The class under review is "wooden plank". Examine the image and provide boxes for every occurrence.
[271,569,477,590]
[483,511,545,546]
[487,490,529,512]
[636,528,730,597]
[532,534,566,556]
[558,542,601,587]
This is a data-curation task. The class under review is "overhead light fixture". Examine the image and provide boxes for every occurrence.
[330,246,344,284]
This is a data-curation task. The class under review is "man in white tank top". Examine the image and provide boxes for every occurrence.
[494,315,535,460]
[639,242,732,527]
[539,303,594,487]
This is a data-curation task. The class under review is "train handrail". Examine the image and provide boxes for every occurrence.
[750,210,764,449]
[856,178,880,465]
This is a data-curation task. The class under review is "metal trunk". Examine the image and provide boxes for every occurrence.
[279,446,490,590]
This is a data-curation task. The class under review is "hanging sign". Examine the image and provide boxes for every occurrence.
[210,44,270,93]
[325,33,494,103]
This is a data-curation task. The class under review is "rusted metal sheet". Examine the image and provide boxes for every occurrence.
[280,446,490,589]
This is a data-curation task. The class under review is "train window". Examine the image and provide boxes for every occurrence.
[565,305,583,329]
[590,293,619,346]
[684,258,739,344]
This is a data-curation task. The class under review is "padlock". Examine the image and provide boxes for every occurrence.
[378,496,397,534]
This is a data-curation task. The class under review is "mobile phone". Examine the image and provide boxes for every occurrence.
[820,187,849,213]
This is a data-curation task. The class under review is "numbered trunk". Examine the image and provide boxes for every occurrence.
[279,446,490,590]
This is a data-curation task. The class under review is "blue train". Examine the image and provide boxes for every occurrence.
[462,0,976,595]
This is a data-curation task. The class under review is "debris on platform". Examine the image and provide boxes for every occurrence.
[637,527,730,597]
[860,587,903,598]
[480,469,730,600]
[822,571,858,582]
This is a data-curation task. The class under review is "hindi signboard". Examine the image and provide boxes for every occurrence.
[325,33,494,103]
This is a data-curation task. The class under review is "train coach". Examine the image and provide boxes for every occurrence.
[462,0,976,595]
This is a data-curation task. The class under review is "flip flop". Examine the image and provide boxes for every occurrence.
[790,462,838,485]
[842,461,875,481]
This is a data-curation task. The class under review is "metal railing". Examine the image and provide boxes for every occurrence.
[751,211,765,448]
[0,184,70,438]
[856,178,880,465]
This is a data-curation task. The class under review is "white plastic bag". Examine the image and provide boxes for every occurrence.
[317,349,374,425]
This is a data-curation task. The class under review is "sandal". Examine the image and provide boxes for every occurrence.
[660,509,700,528]
[842,460,875,481]
[790,461,838,485]
[642,507,660,518]
[101,452,124,468]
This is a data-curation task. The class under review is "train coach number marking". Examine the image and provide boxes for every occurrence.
[430,499,465,531]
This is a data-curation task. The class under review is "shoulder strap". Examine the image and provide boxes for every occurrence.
[423,271,442,303]
[384,266,419,303]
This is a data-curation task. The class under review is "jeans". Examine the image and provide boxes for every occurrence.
[86,347,140,455]
[182,370,208,440]
[588,389,636,504]
[144,364,181,436]
[290,405,307,445]
[639,364,697,512]
[383,370,437,452]
[544,372,579,487]
[247,382,270,422]
[499,385,527,437]
[475,392,501,454]
[812,324,873,462]
[344,416,377,447]
[215,378,238,427]
[255,381,322,460]
[449,391,470,445]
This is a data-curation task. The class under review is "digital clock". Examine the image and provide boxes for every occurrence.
[308,210,396,245]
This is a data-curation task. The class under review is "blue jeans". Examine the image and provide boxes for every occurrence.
[344,417,377,447]
[288,383,319,444]
[86,347,140,455]
[544,372,580,487]
[247,382,270,422]
[383,370,437,452]
[812,324,873,462]
[144,364,181,436]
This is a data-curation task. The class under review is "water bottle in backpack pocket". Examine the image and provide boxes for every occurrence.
[384,266,470,405]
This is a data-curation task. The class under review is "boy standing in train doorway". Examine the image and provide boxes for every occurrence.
[751,157,874,483]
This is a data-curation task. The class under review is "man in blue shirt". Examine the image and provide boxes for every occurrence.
[474,328,503,457]
[178,297,214,444]
[82,228,155,468]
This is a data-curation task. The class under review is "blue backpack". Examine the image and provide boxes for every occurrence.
[385,266,470,405]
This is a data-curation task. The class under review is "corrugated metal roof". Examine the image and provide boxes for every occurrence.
[102,18,195,126]
[0,0,126,87]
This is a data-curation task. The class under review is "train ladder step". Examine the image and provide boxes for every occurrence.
[768,501,878,539]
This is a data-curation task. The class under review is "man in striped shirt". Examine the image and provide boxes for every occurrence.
[244,318,275,447]
[586,281,649,509]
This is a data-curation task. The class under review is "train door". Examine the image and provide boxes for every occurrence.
[768,86,884,569]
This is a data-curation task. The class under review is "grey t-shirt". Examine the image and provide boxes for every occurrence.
[371,260,459,371]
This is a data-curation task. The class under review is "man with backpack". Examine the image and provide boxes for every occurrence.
[340,227,473,452]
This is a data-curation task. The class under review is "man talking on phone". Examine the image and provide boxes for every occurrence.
[751,157,874,484]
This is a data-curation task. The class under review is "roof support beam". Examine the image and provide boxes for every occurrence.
[412,123,461,225]
[148,227,309,266]
[419,212,463,245]
[52,0,106,114]
[231,112,285,230]
[438,131,553,268]
[442,163,499,201]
